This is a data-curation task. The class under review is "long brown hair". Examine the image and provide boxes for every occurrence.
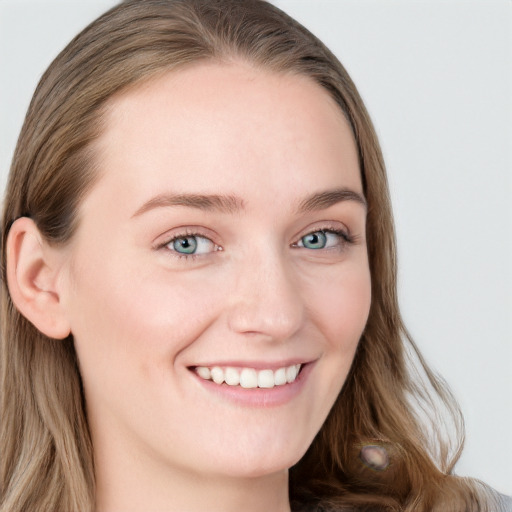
[0,1,500,511]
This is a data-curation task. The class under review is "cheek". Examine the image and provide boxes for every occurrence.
[69,262,224,360]
[305,260,372,353]
[66,257,229,435]
[296,260,371,437]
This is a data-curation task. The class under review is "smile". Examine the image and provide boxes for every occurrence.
[194,364,302,389]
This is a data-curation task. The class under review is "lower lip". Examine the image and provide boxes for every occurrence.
[190,362,314,408]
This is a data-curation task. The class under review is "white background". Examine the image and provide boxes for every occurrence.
[1,0,511,496]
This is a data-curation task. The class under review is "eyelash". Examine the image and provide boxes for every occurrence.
[158,226,354,260]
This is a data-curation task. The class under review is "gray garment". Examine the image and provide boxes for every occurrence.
[499,493,512,512]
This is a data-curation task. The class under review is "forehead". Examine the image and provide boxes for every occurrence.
[89,62,361,215]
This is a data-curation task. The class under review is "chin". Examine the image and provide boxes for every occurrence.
[206,440,309,479]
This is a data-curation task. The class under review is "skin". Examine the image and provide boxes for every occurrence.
[54,62,371,512]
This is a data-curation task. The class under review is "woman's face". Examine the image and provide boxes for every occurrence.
[59,62,371,480]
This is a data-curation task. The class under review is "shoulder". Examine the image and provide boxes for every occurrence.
[499,493,512,512]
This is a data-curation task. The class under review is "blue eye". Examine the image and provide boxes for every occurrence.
[167,235,216,256]
[172,236,197,254]
[301,231,327,250]
[297,229,350,250]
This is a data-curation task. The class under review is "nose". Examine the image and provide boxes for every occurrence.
[226,248,305,342]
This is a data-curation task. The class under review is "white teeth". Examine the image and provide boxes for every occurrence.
[196,366,211,380]
[240,368,258,389]
[274,367,287,386]
[225,367,240,386]
[195,363,303,388]
[286,364,299,383]
[257,369,275,389]
[210,366,224,385]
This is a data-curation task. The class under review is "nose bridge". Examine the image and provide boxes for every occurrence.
[227,244,305,340]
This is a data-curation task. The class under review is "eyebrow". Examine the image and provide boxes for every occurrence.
[297,188,367,213]
[132,187,366,218]
[132,193,245,217]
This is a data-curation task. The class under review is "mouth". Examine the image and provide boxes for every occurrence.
[191,363,303,389]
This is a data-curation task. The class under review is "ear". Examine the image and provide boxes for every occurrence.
[6,217,71,339]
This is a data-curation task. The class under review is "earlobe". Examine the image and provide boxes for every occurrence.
[6,217,71,340]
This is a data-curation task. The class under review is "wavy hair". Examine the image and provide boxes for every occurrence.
[0,1,500,510]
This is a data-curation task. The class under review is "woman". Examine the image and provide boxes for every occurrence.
[0,1,507,511]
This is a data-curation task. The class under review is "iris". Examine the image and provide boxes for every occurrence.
[173,236,198,254]
[301,231,327,250]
